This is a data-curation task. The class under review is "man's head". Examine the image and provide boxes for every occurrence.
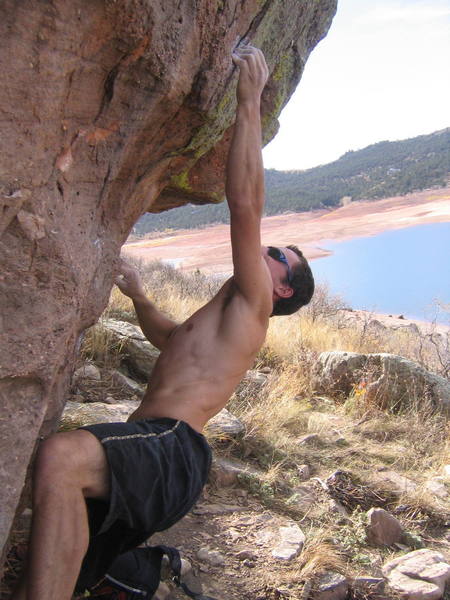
[262,245,314,316]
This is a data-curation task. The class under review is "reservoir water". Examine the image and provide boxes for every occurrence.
[311,222,450,323]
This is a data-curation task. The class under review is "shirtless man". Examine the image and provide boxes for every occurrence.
[12,46,314,600]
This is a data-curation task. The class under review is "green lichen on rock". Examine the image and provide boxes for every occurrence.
[169,169,193,192]
[262,50,298,143]
[168,87,237,199]
[181,87,237,160]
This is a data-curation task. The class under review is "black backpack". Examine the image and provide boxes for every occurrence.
[88,545,218,600]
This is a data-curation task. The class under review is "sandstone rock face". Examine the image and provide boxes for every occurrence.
[312,351,450,411]
[0,0,337,564]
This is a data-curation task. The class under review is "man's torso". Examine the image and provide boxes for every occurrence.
[129,278,270,431]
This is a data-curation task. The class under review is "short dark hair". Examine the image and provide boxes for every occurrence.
[271,245,314,316]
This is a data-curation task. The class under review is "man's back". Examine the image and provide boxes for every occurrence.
[129,276,272,431]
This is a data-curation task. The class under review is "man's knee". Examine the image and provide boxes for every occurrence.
[33,433,81,496]
[33,429,110,502]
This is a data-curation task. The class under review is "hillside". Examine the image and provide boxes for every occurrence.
[133,127,450,235]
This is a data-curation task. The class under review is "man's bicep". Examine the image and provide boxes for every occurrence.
[133,297,177,350]
[230,211,271,306]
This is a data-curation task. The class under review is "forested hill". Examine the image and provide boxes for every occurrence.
[133,127,450,235]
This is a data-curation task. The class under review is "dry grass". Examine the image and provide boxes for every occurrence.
[297,535,347,579]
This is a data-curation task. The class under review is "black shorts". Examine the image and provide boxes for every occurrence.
[75,418,211,592]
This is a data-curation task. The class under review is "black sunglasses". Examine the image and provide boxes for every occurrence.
[267,246,292,284]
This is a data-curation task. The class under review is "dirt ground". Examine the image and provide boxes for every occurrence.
[150,486,304,600]
[123,187,450,277]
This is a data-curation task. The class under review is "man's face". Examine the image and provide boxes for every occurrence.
[261,246,298,286]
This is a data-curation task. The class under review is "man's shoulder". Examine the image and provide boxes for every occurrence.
[232,271,273,319]
[218,281,271,333]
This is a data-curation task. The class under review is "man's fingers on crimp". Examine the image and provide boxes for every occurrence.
[232,52,246,67]
[234,47,267,73]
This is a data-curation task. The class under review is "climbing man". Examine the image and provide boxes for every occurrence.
[12,45,314,600]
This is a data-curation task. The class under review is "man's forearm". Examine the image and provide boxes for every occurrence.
[225,100,264,214]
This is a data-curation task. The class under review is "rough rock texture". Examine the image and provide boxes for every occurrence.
[209,456,257,487]
[99,318,160,380]
[366,507,404,547]
[0,0,337,564]
[313,572,349,600]
[382,549,450,600]
[205,407,245,438]
[60,399,138,429]
[312,351,450,412]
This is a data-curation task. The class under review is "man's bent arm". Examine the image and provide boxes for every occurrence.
[116,260,177,350]
[131,294,177,351]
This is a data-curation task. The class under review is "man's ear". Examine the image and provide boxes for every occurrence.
[275,284,294,299]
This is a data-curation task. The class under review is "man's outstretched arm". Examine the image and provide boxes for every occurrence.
[226,46,272,314]
[115,260,177,350]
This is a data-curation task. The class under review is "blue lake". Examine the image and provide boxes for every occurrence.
[311,222,450,323]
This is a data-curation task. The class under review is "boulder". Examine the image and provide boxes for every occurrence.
[424,478,449,500]
[328,500,350,522]
[72,363,101,384]
[289,483,319,512]
[104,369,146,398]
[205,408,245,438]
[59,400,138,430]
[372,470,418,495]
[383,549,450,600]
[0,0,337,566]
[196,548,225,567]
[98,319,160,380]
[209,456,257,487]
[312,351,450,412]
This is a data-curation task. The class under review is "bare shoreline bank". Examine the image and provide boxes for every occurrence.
[124,186,450,271]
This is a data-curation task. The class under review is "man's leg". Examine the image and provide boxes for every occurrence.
[11,429,110,600]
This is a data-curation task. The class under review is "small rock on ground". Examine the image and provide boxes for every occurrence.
[272,523,305,561]
[197,548,226,566]
[313,572,349,600]
[366,507,404,546]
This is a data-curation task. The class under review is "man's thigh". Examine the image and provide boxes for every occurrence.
[36,429,110,500]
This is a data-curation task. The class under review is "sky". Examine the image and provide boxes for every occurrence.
[262,0,450,171]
